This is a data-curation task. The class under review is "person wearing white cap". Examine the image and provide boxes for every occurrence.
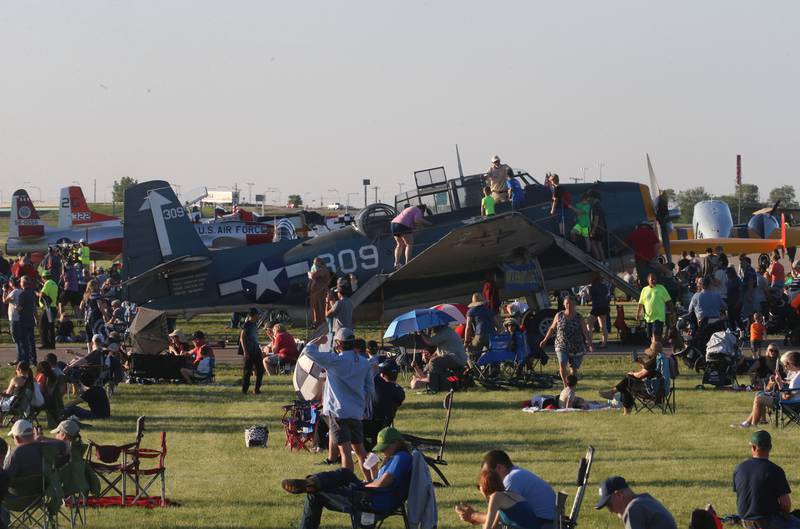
[485,155,513,204]
[304,328,374,479]
[4,419,68,483]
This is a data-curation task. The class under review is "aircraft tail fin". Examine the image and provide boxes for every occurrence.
[9,190,45,240]
[123,181,209,279]
[59,186,119,229]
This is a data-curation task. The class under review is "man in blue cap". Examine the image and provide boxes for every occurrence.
[595,475,676,529]
[733,430,799,529]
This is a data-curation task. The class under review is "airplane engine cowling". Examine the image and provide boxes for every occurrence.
[693,200,733,239]
[747,213,780,239]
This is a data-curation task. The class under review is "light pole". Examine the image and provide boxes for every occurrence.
[597,162,606,181]
[346,192,360,212]
[266,187,281,205]
[327,189,341,207]
[397,182,405,193]
[246,182,255,204]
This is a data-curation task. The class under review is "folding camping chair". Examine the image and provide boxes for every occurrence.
[3,444,62,529]
[402,389,453,487]
[86,416,146,505]
[125,431,168,506]
[59,440,95,528]
[282,400,320,451]
[633,353,677,415]
[556,446,595,529]
[0,385,34,427]
[773,388,800,430]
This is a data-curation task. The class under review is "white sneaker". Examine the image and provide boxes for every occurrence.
[730,421,752,429]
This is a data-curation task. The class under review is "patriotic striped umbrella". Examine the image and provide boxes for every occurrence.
[431,303,469,325]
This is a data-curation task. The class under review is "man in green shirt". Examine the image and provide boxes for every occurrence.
[39,270,59,349]
[481,186,496,217]
[636,273,672,341]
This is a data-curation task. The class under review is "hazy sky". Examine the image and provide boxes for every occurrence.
[2,1,799,205]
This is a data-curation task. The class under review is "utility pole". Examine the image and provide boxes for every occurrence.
[597,163,605,181]
[736,154,742,224]
[246,182,254,204]
[93,179,97,202]
[397,182,404,193]
[372,186,379,203]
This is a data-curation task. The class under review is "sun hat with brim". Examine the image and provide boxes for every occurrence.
[50,419,80,437]
[595,476,628,509]
[468,293,486,308]
[373,426,404,452]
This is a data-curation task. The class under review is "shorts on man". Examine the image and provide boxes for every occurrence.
[329,416,364,446]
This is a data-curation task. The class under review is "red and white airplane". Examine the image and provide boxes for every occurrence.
[5,186,277,258]
[6,189,123,258]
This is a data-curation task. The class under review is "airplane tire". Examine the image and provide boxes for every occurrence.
[525,309,558,341]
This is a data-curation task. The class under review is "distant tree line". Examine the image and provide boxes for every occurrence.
[664,184,797,223]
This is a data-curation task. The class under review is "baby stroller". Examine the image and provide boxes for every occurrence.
[281,400,320,451]
[699,329,741,389]
[674,312,727,373]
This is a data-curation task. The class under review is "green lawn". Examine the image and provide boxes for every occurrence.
[10,356,796,529]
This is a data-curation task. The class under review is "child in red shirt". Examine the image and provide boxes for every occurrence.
[749,312,766,357]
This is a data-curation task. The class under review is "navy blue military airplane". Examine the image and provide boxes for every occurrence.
[123,167,658,333]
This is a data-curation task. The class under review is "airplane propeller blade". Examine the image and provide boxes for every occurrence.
[456,144,464,179]
[646,153,660,204]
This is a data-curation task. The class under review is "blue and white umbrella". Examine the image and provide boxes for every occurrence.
[383,308,456,340]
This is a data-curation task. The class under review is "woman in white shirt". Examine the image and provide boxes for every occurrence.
[735,351,800,428]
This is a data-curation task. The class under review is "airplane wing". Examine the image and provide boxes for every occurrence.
[122,255,212,287]
[388,213,554,281]
[666,238,783,256]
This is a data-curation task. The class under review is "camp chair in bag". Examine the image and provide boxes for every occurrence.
[86,416,146,505]
[633,353,677,415]
[402,389,453,487]
[3,444,63,529]
[124,431,168,506]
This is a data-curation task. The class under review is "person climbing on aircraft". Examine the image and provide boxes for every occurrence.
[485,155,513,204]
[390,204,431,269]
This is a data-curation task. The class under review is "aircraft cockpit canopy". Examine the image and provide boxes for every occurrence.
[394,166,539,215]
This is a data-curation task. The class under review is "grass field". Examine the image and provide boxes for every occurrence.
[9,356,795,529]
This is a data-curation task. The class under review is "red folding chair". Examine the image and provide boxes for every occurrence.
[125,431,167,506]
[86,441,139,504]
[86,415,146,507]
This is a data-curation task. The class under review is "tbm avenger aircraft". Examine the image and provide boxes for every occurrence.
[123,168,660,334]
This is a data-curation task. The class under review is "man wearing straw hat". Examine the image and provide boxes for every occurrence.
[464,293,499,358]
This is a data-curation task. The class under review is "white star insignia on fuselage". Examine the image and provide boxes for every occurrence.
[243,262,283,298]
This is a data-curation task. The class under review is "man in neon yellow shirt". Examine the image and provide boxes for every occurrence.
[480,186,496,217]
[39,270,59,349]
[636,273,672,341]
[78,240,91,271]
